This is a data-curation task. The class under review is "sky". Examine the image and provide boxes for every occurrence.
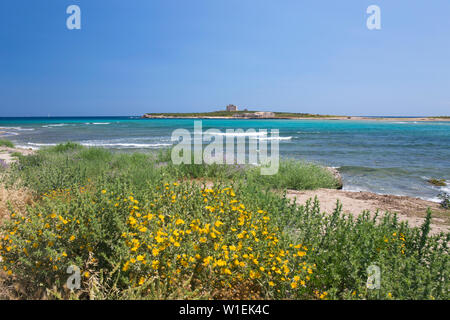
[0,0,449,117]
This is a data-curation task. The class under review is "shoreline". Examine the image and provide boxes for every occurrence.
[0,146,34,165]
[287,188,449,234]
[1,145,447,233]
[141,115,450,122]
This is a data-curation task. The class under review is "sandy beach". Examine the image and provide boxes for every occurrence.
[287,188,449,235]
[0,146,34,165]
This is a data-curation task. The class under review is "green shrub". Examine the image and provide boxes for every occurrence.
[1,143,448,300]
[0,183,319,299]
[245,159,340,191]
[0,139,14,148]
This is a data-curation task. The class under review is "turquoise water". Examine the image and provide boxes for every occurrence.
[1,117,449,201]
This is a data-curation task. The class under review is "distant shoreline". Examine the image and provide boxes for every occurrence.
[142,113,450,122]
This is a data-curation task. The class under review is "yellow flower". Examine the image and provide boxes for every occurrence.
[297,251,306,257]
[69,235,76,241]
[216,259,227,267]
[175,219,185,225]
[101,190,106,194]
[137,255,145,261]
[203,256,213,266]
[199,237,207,243]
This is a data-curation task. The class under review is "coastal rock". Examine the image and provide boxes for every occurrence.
[326,167,343,190]
[427,178,447,187]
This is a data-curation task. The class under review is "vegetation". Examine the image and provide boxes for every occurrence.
[0,139,14,148]
[438,192,450,209]
[143,111,337,118]
[0,143,448,300]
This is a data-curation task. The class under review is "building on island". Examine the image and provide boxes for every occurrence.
[254,112,275,118]
[226,104,238,112]
[232,111,275,119]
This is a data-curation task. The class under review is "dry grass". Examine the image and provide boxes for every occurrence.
[0,178,34,299]
[0,180,33,223]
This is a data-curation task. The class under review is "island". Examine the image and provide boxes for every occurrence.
[142,105,450,121]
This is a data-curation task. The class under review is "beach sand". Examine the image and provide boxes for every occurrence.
[287,188,449,234]
[0,146,34,165]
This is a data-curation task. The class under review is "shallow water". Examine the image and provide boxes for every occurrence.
[1,117,449,202]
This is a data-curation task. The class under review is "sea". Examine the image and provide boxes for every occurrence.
[1,116,449,202]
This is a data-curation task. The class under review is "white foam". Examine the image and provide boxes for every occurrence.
[80,142,172,148]
[0,132,19,136]
[206,131,268,137]
[28,142,58,146]
[440,183,450,194]
[0,126,35,131]
[42,124,68,128]
[297,131,321,134]
[422,197,441,203]
[256,136,292,141]
[15,144,40,150]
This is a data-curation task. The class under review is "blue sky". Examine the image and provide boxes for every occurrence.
[1,0,449,117]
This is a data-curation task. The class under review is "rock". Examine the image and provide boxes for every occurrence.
[428,178,447,187]
[327,167,343,190]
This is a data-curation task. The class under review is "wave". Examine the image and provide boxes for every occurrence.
[205,131,268,137]
[0,131,19,136]
[28,142,58,146]
[84,122,111,125]
[297,131,321,134]
[338,166,411,175]
[203,131,290,141]
[42,124,68,128]
[257,136,292,141]
[0,126,35,131]
[19,141,172,150]
[80,142,172,149]
[438,183,450,194]
[15,142,58,150]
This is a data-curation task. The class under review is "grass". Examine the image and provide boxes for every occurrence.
[0,139,14,148]
[0,143,448,300]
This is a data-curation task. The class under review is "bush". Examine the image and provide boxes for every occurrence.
[438,192,450,209]
[0,183,319,299]
[0,139,14,148]
[1,144,448,300]
[245,159,340,190]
